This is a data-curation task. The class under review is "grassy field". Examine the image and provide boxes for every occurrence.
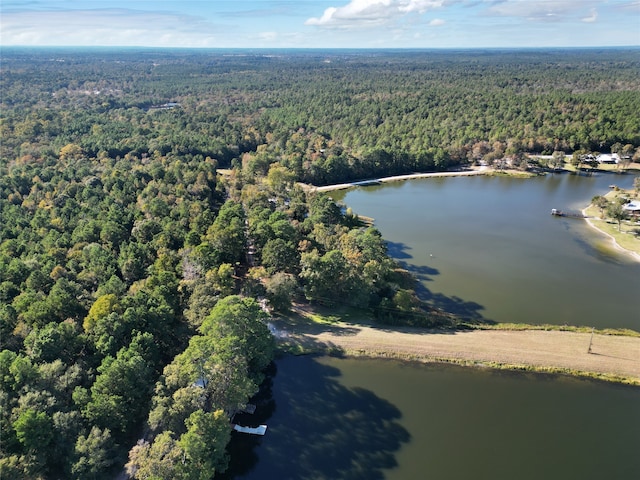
[272,306,640,386]
[583,183,640,259]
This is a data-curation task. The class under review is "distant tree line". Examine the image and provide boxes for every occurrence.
[2,48,639,185]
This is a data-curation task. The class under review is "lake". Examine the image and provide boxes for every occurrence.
[333,172,640,330]
[223,171,640,480]
[226,356,640,480]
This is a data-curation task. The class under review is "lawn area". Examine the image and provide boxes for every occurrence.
[583,185,640,258]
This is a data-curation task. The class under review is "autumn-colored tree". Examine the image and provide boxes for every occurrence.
[84,294,121,332]
[59,143,84,161]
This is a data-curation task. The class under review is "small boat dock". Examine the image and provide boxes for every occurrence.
[230,403,266,435]
[232,424,267,435]
[551,209,586,219]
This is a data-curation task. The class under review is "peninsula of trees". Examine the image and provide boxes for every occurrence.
[1,47,639,479]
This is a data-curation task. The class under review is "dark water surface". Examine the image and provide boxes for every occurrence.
[334,172,640,329]
[224,172,640,480]
[227,356,640,480]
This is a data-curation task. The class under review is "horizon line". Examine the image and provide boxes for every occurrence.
[4,45,640,51]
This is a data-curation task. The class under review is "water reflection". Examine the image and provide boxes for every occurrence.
[227,357,640,480]
[338,174,640,329]
[224,356,410,480]
[219,363,277,479]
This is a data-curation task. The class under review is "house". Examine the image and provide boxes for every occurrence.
[623,201,640,217]
[596,153,620,164]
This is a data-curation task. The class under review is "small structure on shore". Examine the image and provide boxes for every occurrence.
[551,209,586,219]
[596,153,620,164]
[230,403,265,435]
[623,201,640,217]
[232,424,267,436]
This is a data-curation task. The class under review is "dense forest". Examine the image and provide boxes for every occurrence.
[2,48,639,184]
[1,47,639,479]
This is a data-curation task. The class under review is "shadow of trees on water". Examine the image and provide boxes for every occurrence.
[389,241,494,324]
[221,356,410,480]
[218,363,277,480]
[386,241,414,260]
[415,282,491,325]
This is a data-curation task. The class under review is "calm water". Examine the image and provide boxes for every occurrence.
[223,172,640,480]
[334,172,640,330]
[227,356,640,480]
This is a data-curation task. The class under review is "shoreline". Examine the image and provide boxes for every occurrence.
[304,166,542,193]
[322,349,638,386]
[304,165,640,260]
[582,185,640,263]
[272,317,640,386]
[582,211,640,263]
[308,168,488,192]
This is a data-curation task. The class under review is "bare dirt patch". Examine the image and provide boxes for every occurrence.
[272,316,640,384]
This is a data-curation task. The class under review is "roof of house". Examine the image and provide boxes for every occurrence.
[597,153,620,163]
[623,201,640,211]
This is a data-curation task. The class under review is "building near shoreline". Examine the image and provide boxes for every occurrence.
[597,153,620,164]
[623,200,640,216]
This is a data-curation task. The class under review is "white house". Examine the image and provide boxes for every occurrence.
[596,153,620,164]
[623,200,640,216]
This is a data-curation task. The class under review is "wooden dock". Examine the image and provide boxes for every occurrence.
[551,209,587,219]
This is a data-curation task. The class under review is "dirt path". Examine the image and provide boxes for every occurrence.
[272,318,640,383]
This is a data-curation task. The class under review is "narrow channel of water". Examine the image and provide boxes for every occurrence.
[334,172,640,330]
[226,356,640,480]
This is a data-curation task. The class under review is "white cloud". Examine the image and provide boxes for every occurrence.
[400,0,446,13]
[306,6,340,26]
[0,8,221,47]
[305,0,445,27]
[581,8,598,22]
[429,18,446,26]
[482,0,601,22]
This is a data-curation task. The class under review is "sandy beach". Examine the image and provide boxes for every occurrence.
[309,168,487,192]
[273,316,640,384]
[581,180,640,263]
[583,213,640,263]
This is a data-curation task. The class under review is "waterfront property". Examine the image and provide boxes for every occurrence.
[597,153,620,164]
[623,200,640,217]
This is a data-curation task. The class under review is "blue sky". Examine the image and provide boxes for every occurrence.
[1,1,639,48]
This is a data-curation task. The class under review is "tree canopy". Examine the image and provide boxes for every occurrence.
[2,46,638,478]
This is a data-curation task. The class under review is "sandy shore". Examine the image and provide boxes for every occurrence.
[309,169,487,192]
[272,318,640,384]
[582,213,640,263]
[582,184,640,263]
